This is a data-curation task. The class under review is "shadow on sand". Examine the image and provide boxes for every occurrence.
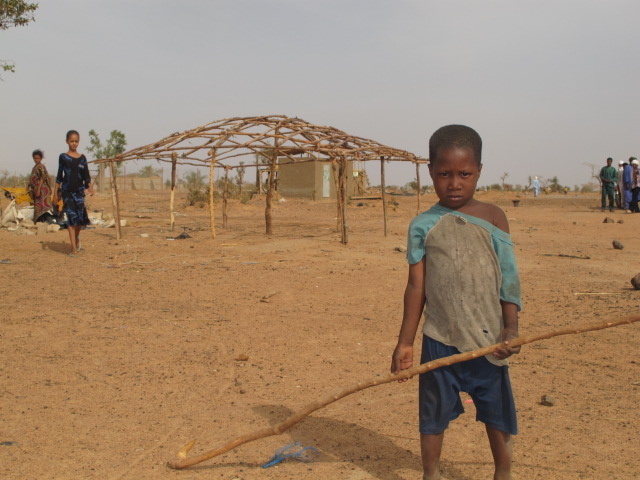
[41,241,71,255]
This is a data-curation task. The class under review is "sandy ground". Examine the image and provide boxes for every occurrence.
[0,190,638,480]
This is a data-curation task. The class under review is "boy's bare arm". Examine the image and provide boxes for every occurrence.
[391,259,426,379]
[494,301,520,359]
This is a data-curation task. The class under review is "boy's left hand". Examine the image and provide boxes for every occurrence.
[493,327,520,359]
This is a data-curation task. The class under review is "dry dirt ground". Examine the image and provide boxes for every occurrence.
[1,190,638,480]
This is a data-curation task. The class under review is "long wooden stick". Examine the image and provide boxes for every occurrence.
[167,315,640,469]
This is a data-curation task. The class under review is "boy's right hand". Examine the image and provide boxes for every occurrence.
[391,344,414,382]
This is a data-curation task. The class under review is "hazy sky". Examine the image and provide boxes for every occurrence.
[2,1,639,188]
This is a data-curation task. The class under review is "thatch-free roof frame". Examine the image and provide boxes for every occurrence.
[94,115,427,243]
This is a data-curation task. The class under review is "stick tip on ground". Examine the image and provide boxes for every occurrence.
[178,439,196,459]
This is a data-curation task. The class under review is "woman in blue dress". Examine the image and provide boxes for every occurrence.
[53,130,94,256]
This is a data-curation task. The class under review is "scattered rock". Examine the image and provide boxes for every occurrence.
[260,292,278,303]
[540,394,555,407]
[631,274,640,290]
[603,217,615,223]
[617,219,624,224]
[612,240,624,250]
[394,246,407,253]
[235,354,249,362]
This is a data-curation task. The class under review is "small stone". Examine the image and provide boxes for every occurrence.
[540,394,555,407]
[631,274,640,290]
[612,240,624,250]
[617,219,624,224]
[603,217,615,223]
[235,354,249,362]
[394,246,407,253]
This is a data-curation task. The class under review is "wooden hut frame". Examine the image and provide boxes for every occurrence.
[93,115,427,243]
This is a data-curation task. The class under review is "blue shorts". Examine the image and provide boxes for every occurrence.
[419,336,517,435]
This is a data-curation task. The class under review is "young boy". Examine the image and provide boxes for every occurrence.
[391,125,522,480]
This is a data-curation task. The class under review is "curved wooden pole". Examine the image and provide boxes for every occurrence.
[169,152,177,232]
[339,156,348,244]
[222,166,229,229]
[167,314,640,470]
[415,162,421,215]
[380,156,388,237]
[208,149,216,239]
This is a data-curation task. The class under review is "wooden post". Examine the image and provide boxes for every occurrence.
[265,149,277,235]
[415,161,421,215]
[339,156,348,245]
[381,156,388,237]
[331,157,342,232]
[222,166,229,228]
[109,161,122,240]
[208,149,216,239]
[265,132,280,235]
[169,152,177,232]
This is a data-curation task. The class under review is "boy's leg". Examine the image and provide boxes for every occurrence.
[421,432,444,480]
[485,425,513,480]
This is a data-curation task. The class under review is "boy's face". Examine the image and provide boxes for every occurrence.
[429,146,481,210]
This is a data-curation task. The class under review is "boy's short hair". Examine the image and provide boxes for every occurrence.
[429,125,482,166]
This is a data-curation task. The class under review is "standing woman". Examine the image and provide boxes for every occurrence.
[28,149,53,222]
[53,130,94,256]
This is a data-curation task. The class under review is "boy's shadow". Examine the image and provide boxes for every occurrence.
[41,241,71,254]
[252,404,470,480]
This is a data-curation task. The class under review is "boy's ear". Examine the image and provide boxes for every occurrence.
[478,163,483,175]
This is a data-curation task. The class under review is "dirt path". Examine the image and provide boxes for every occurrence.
[1,191,638,479]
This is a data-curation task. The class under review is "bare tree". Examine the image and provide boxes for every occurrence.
[500,172,509,190]
[584,162,602,186]
[236,161,246,195]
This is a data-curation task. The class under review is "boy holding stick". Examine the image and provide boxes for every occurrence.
[391,125,522,480]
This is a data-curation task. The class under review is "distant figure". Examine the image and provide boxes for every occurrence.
[532,176,540,197]
[392,125,521,480]
[599,157,617,212]
[616,160,626,209]
[623,157,635,212]
[630,159,640,213]
[28,149,53,222]
[52,130,94,256]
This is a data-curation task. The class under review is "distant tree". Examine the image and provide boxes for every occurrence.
[86,129,127,190]
[547,176,561,192]
[584,162,602,186]
[1,1,39,75]
[137,165,162,177]
[235,161,246,195]
[500,172,509,190]
[0,168,28,187]
[183,170,207,206]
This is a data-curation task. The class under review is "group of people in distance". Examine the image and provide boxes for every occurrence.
[27,130,94,256]
[600,156,639,213]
